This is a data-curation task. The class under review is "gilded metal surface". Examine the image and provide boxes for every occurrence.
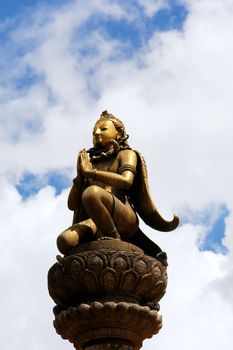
[57,110,179,257]
[48,111,178,350]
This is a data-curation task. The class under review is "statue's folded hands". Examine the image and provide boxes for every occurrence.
[57,111,179,256]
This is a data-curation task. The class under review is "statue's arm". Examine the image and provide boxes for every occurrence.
[67,152,85,210]
[80,149,137,190]
[67,177,84,210]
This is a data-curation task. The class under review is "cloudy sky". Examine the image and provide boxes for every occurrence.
[0,0,232,349]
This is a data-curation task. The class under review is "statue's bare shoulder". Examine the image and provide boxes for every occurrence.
[118,149,137,170]
[57,110,179,256]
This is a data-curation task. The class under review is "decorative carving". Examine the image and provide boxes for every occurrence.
[48,112,178,349]
[48,241,167,308]
[54,301,162,350]
[48,240,167,350]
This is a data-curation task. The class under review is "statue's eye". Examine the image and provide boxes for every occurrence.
[101,127,107,131]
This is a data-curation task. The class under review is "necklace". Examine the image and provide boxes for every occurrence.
[87,140,120,163]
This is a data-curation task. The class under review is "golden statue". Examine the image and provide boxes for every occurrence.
[57,111,179,257]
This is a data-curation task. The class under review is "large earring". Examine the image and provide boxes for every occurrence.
[116,127,123,142]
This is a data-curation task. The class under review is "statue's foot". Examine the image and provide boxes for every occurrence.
[96,227,121,241]
[57,229,79,255]
[57,224,95,255]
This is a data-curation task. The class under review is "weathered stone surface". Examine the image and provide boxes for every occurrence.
[48,240,167,308]
[54,301,162,350]
[48,240,167,350]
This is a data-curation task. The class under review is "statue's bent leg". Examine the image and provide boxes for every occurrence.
[57,218,97,255]
[82,185,138,239]
[113,201,139,239]
[82,185,119,238]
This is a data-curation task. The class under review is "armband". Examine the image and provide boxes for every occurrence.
[119,164,137,175]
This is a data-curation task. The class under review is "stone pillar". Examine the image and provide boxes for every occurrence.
[48,240,167,350]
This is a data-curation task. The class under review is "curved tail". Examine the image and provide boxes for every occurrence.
[144,210,179,232]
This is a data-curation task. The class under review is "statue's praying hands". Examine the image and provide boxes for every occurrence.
[57,111,179,256]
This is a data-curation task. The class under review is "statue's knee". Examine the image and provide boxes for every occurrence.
[57,230,79,255]
[82,185,101,205]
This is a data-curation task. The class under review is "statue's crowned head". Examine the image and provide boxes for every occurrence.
[93,110,129,149]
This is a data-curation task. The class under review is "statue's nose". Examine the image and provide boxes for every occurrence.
[94,128,101,135]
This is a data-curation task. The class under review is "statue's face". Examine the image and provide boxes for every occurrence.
[93,119,118,147]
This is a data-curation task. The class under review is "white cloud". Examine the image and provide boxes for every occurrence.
[0,180,71,349]
[142,222,233,350]
[137,0,169,17]
[0,0,132,176]
[1,0,233,349]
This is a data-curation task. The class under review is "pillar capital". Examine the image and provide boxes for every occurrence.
[48,240,168,349]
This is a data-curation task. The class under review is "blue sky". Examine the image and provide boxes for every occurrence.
[78,2,187,51]
[0,1,188,86]
[0,0,228,256]
[181,204,229,254]
[2,0,188,197]
[0,0,187,24]
[201,205,229,254]
[1,2,233,349]
[0,0,64,20]
[16,170,71,197]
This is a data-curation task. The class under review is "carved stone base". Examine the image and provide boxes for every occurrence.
[54,301,162,350]
[48,240,167,350]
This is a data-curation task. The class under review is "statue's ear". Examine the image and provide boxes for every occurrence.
[116,127,124,139]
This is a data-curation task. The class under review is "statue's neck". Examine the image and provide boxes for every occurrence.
[88,140,120,163]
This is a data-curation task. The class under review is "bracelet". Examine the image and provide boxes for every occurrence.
[90,169,97,180]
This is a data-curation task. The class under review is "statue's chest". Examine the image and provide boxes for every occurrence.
[93,157,119,174]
